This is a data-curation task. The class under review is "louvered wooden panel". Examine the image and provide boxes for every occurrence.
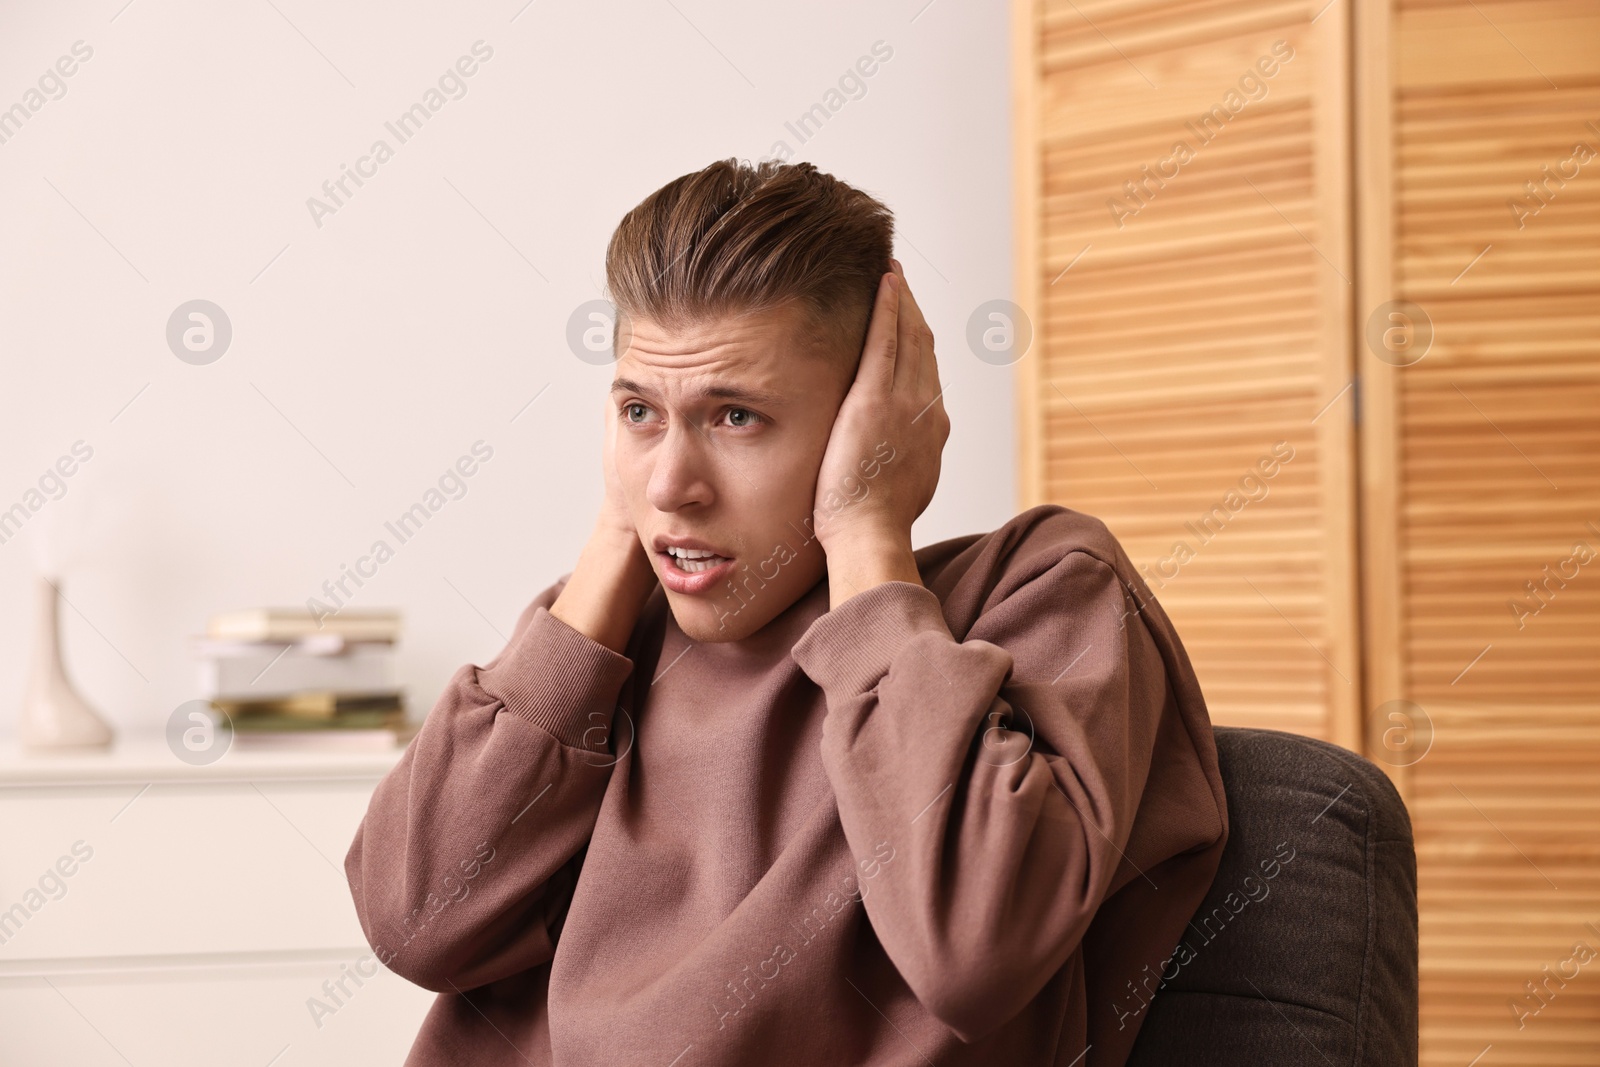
[1386,3,1600,1063]
[1016,0,1359,745]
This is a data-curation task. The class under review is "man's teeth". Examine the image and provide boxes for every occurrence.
[666,547,727,573]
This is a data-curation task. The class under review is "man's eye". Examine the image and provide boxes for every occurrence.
[725,408,763,428]
[622,403,651,423]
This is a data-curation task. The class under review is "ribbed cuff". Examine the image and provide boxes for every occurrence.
[790,580,953,696]
[478,605,635,749]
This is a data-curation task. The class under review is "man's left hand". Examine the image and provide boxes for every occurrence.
[813,258,950,604]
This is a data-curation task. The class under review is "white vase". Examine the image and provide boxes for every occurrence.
[21,574,114,751]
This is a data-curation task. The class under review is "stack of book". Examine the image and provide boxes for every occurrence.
[191,608,416,751]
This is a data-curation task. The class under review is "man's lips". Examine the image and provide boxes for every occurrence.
[656,549,735,595]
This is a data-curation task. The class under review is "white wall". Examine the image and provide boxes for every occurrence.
[0,0,1014,741]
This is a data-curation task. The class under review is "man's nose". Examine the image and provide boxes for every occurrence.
[644,419,714,512]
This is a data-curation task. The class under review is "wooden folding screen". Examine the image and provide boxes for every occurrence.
[1016,0,1600,1063]
[1013,0,1362,748]
[1362,0,1600,1061]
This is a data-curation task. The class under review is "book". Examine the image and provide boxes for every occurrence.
[223,708,406,732]
[196,605,412,751]
[211,691,405,722]
[192,639,395,701]
[206,608,401,643]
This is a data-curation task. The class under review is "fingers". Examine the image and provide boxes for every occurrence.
[603,395,624,478]
[888,258,927,337]
[858,268,901,388]
[889,259,918,394]
[888,258,940,400]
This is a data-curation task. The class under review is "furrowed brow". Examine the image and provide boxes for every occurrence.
[610,376,786,408]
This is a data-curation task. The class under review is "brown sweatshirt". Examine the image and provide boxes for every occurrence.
[344,503,1229,1066]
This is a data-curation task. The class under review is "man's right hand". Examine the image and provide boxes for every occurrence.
[548,399,659,654]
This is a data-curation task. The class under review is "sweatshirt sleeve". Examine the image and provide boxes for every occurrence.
[343,576,635,994]
[789,548,1178,1044]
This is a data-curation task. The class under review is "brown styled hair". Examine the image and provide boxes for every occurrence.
[604,158,895,367]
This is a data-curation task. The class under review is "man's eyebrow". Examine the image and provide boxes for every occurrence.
[609,376,787,407]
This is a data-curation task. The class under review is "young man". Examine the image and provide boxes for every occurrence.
[344,159,1228,1066]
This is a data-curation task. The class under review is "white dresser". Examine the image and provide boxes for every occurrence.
[0,736,435,1066]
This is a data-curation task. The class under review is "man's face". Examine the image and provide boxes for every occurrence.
[609,301,856,643]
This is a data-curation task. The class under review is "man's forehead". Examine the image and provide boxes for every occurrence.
[610,308,836,405]
[619,301,829,355]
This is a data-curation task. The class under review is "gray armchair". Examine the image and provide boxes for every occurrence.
[1127,726,1420,1066]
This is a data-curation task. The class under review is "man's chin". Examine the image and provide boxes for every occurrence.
[666,588,777,644]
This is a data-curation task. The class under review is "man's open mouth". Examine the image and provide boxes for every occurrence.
[663,547,732,574]
[653,540,737,594]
